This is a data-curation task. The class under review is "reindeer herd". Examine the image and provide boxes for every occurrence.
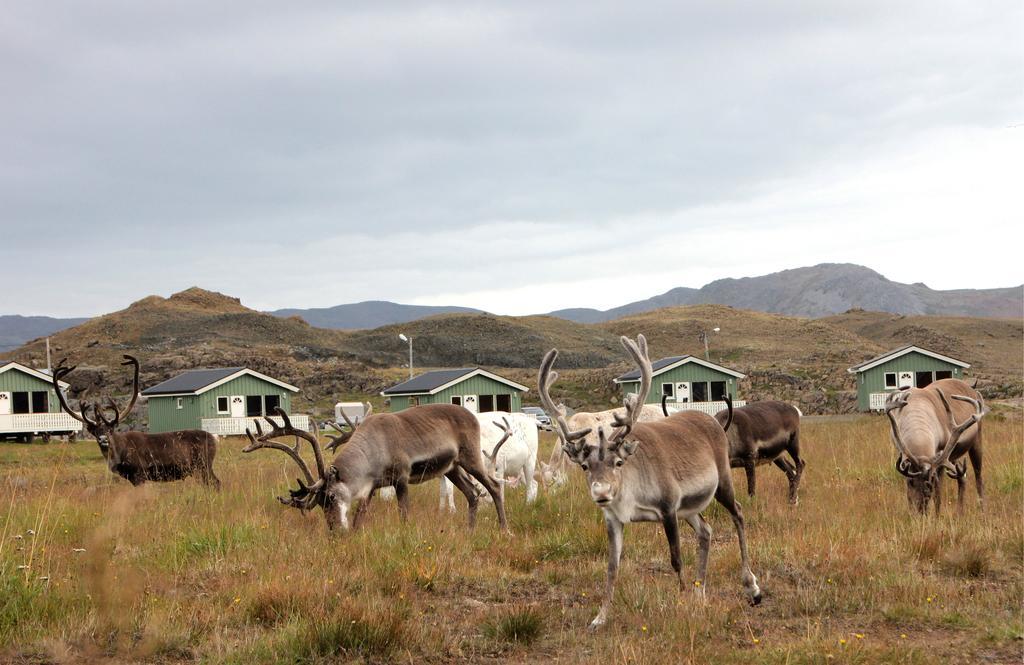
[47,336,989,629]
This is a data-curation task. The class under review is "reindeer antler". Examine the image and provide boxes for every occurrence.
[607,334,652,448]
[115,355,141,423]
[884,390,920,477]
[51,358,96,427]
[243,410,337,513]
[325,402,373,452]
[932,392,985,473]
[483,417,514,463]
[538,349,593,458]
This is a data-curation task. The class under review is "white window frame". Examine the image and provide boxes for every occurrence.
[661,382,674,397]
[216,396,229,414]
[884,372,897,389]
[451,396,462,406]
[176,397,184,410]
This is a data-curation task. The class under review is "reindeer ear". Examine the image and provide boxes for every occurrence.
[621,439,639,458]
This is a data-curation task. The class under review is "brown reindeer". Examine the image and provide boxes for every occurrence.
[540,335,761,630]
[715,398,805,505]
[885,378,986,514]
[243,404,509,532]
[52,356,219,487]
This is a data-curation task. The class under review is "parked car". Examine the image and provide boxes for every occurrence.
[520,406,552,428]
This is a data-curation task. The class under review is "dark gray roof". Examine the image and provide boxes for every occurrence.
[616,356,689,381]
[615,355,745,381]
[382,368,475,395]
[142,368,245,395]
[848,344,915,372]
[847,344,968,372]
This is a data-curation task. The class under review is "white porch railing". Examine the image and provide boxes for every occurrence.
[200,414,311,436]
[664,400,746,416]
[869,393,890,411]
[0,412,84,434]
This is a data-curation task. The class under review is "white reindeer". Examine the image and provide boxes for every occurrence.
[440,411,539,512]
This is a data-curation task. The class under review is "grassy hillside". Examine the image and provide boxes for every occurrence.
[3,290,1019,416]
[344,314,623,369]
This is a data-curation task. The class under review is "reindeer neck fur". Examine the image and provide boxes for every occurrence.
[601,414,723,524]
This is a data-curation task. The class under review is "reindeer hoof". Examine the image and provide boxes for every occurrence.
[587,618,605,632]
[750,591,763,606]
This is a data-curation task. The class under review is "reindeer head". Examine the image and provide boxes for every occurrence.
[539,334,652,507]
[52,356,140,459]
[243,407,370,530]
[886,390,984,514]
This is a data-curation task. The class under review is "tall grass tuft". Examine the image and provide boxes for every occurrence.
[942,543,991,578]
[285,609,407,661]
[483,604,546,646]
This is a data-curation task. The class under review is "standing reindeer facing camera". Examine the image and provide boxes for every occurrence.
[52,355,220,487]
[884,378,986,514]
[539,334,761,630]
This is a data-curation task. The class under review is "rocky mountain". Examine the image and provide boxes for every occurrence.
[0,315,89,352]
[549,263,1023,322]
[269,301,486,329]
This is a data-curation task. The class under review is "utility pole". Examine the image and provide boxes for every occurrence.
[698,327,720,361]
[399,333,413,379]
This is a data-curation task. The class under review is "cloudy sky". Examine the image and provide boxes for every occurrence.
[2,1,1021,317]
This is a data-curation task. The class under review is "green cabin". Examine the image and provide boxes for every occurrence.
[142,367,302,434]
[847,344,969,412]
[0,361,82,441]
[614,355,745,413]
[382,368,529,413]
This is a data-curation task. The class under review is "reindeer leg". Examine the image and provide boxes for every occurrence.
[351,489,376,529]
[969,443,984,506]
[439,477,456,513]
[590,514,624,631]
[743,458,757,497]
[684,513,712,598]
[773,458,798,504]
[662,512,683,591]
[783,430,805,504]
[394,478,410,523]
[954,460,967,512]
[715,482,762,606]
[446,467,480,528]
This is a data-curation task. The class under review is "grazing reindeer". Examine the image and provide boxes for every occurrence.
[885,379,986,514]
[439,412,539,512]
[51,356,219,487]
[243,404,508,532]
[715,398,805,505]
[540,335,762,630]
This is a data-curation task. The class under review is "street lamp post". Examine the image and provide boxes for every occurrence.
[398,333,413,379]
[698,327,720,361]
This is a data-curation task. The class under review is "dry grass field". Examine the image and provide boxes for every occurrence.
[1,415,1021,664]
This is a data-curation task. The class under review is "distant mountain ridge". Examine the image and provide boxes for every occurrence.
[548,264,1023,322]
[269,301,487,330]
[0,315,89,352]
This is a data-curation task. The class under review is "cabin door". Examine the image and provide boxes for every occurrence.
[675,382,690,403]
[897,371,914,389]
[230,395,245,418]
[0,392,10,415]
[462,395,478,413]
